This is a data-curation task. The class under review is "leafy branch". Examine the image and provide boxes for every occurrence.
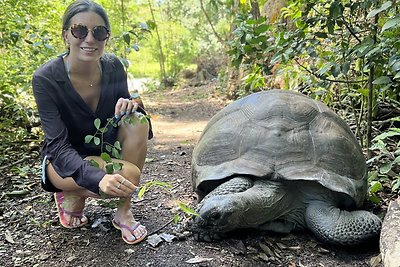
[84,115,198,220]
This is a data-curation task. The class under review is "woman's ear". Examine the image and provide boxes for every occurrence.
[62,30,69,44]
[63,30,70,50]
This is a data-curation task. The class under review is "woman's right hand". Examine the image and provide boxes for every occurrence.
[98,173,137,197]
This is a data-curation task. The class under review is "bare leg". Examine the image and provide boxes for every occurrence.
[113,113,149,242]
[46,112,149,234]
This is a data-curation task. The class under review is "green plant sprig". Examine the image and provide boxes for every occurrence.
[84,115,199,221]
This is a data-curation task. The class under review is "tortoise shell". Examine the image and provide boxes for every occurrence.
[192,90,367,206]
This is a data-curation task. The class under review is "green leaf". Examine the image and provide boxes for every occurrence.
[329,2,342,19]
[99,127,108,134]
[369,181,383,193]
[44,44,54,50]
[100,152,112,163]
[89,159,100,168]
[94,118,101,129]
[341,62,350,74]
[122,32,131,45]
[5,190,30,197]
[318,63,333,75]
[327,20,335,34]
[105,144,112,152]
[367,1,392,18]
[114,141,121,150]
[113,162,122,172]
[173,214,181,224]
[85,135,94,143]
[254,24,268,34]
[373,130,400,141]
[368,170,379,182]
[391,60,400,72]
[112,148,121,159]
[93,137,101,146]
[381,16,400,32]
[178,202,199,217]
[372,76,391,85]
[315,32,328,38]
[105,164,114,174]
[392,178,400,192]
[380,162,393,174]
[132,44,139,51]
[369,194,381,204]
[357,88,369,97]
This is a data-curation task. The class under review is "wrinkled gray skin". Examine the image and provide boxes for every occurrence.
[191,90,382,246]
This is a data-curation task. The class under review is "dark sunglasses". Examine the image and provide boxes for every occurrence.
[70,24,110,41]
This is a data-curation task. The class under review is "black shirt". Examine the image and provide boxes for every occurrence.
[32,54,143,194]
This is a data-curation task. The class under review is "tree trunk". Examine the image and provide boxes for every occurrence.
[147,0,166,82]
[199,0,225,45]
[380,197,400,267]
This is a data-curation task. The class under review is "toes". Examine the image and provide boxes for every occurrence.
[133,225,147,239]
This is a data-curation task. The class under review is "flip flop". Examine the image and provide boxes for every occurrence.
[54,192,88,229]
[112,219,147,244]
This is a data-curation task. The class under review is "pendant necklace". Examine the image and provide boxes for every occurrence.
[64,58,102,87]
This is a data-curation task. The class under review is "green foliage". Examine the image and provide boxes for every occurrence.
[0,0,62,143]
[228,0,400,97]
[226,0,400,195]
[368,120,400,193]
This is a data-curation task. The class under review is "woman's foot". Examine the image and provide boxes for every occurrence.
[54,192,88,228]
[113,210,147,244]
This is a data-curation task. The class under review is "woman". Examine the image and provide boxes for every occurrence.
[32,0,152,245]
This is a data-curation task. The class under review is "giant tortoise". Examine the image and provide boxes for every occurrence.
[191,89,381,246]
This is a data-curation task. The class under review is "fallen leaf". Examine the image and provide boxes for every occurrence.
[276,242,287,250]
[91,217,108,228]
[125,249,135,254]
[5,190,30,197]
[159,233,176,242]
[185,256,213,264]
[228,240,246,255]
[370,254,381,267]
[259,242,274,257]
[66,256,77,262]
[5,230,15,244]
[146,234,163,247]
[258,252,269,262]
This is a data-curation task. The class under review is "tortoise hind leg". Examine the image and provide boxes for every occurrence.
[305,201,382,246]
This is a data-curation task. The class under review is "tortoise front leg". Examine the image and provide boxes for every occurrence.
[305,201,382,245]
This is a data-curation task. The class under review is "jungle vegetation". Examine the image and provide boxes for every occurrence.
[1,0,399,200]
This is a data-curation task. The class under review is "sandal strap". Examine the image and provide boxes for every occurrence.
[55,192,84,218]
[115,221,141,232]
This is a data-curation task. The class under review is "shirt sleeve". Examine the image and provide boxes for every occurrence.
[32,73,105,194]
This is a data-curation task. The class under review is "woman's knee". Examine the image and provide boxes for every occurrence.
[114,159,141,185]
[118,113,149,143]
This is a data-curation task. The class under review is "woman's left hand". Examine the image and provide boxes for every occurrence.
[114,98,139,119]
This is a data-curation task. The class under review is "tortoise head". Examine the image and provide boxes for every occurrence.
[191,194,244,234]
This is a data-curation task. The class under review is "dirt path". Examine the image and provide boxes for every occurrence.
[0,83,382,267]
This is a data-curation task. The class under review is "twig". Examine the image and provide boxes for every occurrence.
[199,0,225,45]
[19,193,46,204]
[0,157,28,170]
[294,58,369,84]
[148,218,174,236]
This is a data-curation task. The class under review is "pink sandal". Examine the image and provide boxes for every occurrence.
[112,219,147,244]
[54,192,88,229]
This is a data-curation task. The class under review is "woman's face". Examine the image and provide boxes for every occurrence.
[63,11,109,63]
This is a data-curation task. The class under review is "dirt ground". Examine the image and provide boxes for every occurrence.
[0,83,385,267]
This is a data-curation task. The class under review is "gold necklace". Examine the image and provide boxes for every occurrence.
[65,59,102,87]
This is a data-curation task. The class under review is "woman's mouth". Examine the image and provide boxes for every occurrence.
[80,47,97,52]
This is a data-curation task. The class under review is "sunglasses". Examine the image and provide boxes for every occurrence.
[69,24,110,41]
